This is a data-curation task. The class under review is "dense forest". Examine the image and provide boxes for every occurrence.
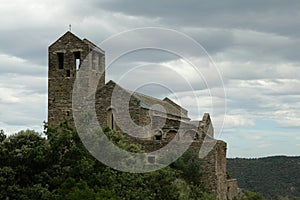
[0,122,263,200]
[227,156,300,200]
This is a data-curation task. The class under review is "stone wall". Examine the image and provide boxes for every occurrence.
[95,80,142,134]
[227,179,238,200]
[197,140,228,200]
[95,81,197,140]
[48,31,105,128]
[216,140,228,200]
[48,32,237,200]
[93,81,230,199]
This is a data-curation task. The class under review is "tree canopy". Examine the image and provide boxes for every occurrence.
[0,123,215,200]
[227,157,300,200]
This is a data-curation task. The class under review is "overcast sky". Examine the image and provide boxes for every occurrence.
[0,0,299,158]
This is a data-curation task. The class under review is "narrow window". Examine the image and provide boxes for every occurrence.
[66,70,70,77]
[57,53,64,69]
[111,113,114,130]
[74,51,80,70]
[98,56,102,72]
[92,52,96,70]
[95,55,100,71]
[107,108,115,130]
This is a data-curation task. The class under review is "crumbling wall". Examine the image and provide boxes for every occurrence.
[197,140,227,200]
[227,179,238,200]
[216,140,228,200]
[197,113,228,200]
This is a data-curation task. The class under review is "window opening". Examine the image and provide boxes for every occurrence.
[57,53,64,69]
[155,135,162,140]
[74,52,80,70]
[66,70,71,77]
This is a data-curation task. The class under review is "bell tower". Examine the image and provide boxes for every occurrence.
[48,31,105,127]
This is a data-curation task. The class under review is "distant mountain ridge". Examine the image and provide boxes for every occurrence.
[227,156,300,200]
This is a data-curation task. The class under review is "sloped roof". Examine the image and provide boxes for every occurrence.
[104,80,189,119]
[83,38,105,54]
[163,97,188,116]
[49,31,105,54]
[49,31,83,48]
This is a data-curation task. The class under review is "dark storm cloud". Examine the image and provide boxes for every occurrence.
[81,0,300,64]
[0,31,49,65]
[97,0,300,37]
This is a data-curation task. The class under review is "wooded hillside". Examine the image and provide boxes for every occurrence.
[227,156,300,200]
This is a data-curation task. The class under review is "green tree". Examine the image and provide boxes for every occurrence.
[0,129,52,199]
[0,129,6,142]
[171,149,202,184]
[238,190,265,200]
[0,123,215,199]
[57,178,95,200]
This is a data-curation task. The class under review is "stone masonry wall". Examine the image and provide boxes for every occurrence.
[197,140,227,200]
[227,179,238,200]
[48,31,105,128]
[95,81,142,134]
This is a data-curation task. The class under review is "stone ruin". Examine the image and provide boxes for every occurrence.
[48,31,238,200]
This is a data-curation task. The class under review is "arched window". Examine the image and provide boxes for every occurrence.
[154,130,163,140]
